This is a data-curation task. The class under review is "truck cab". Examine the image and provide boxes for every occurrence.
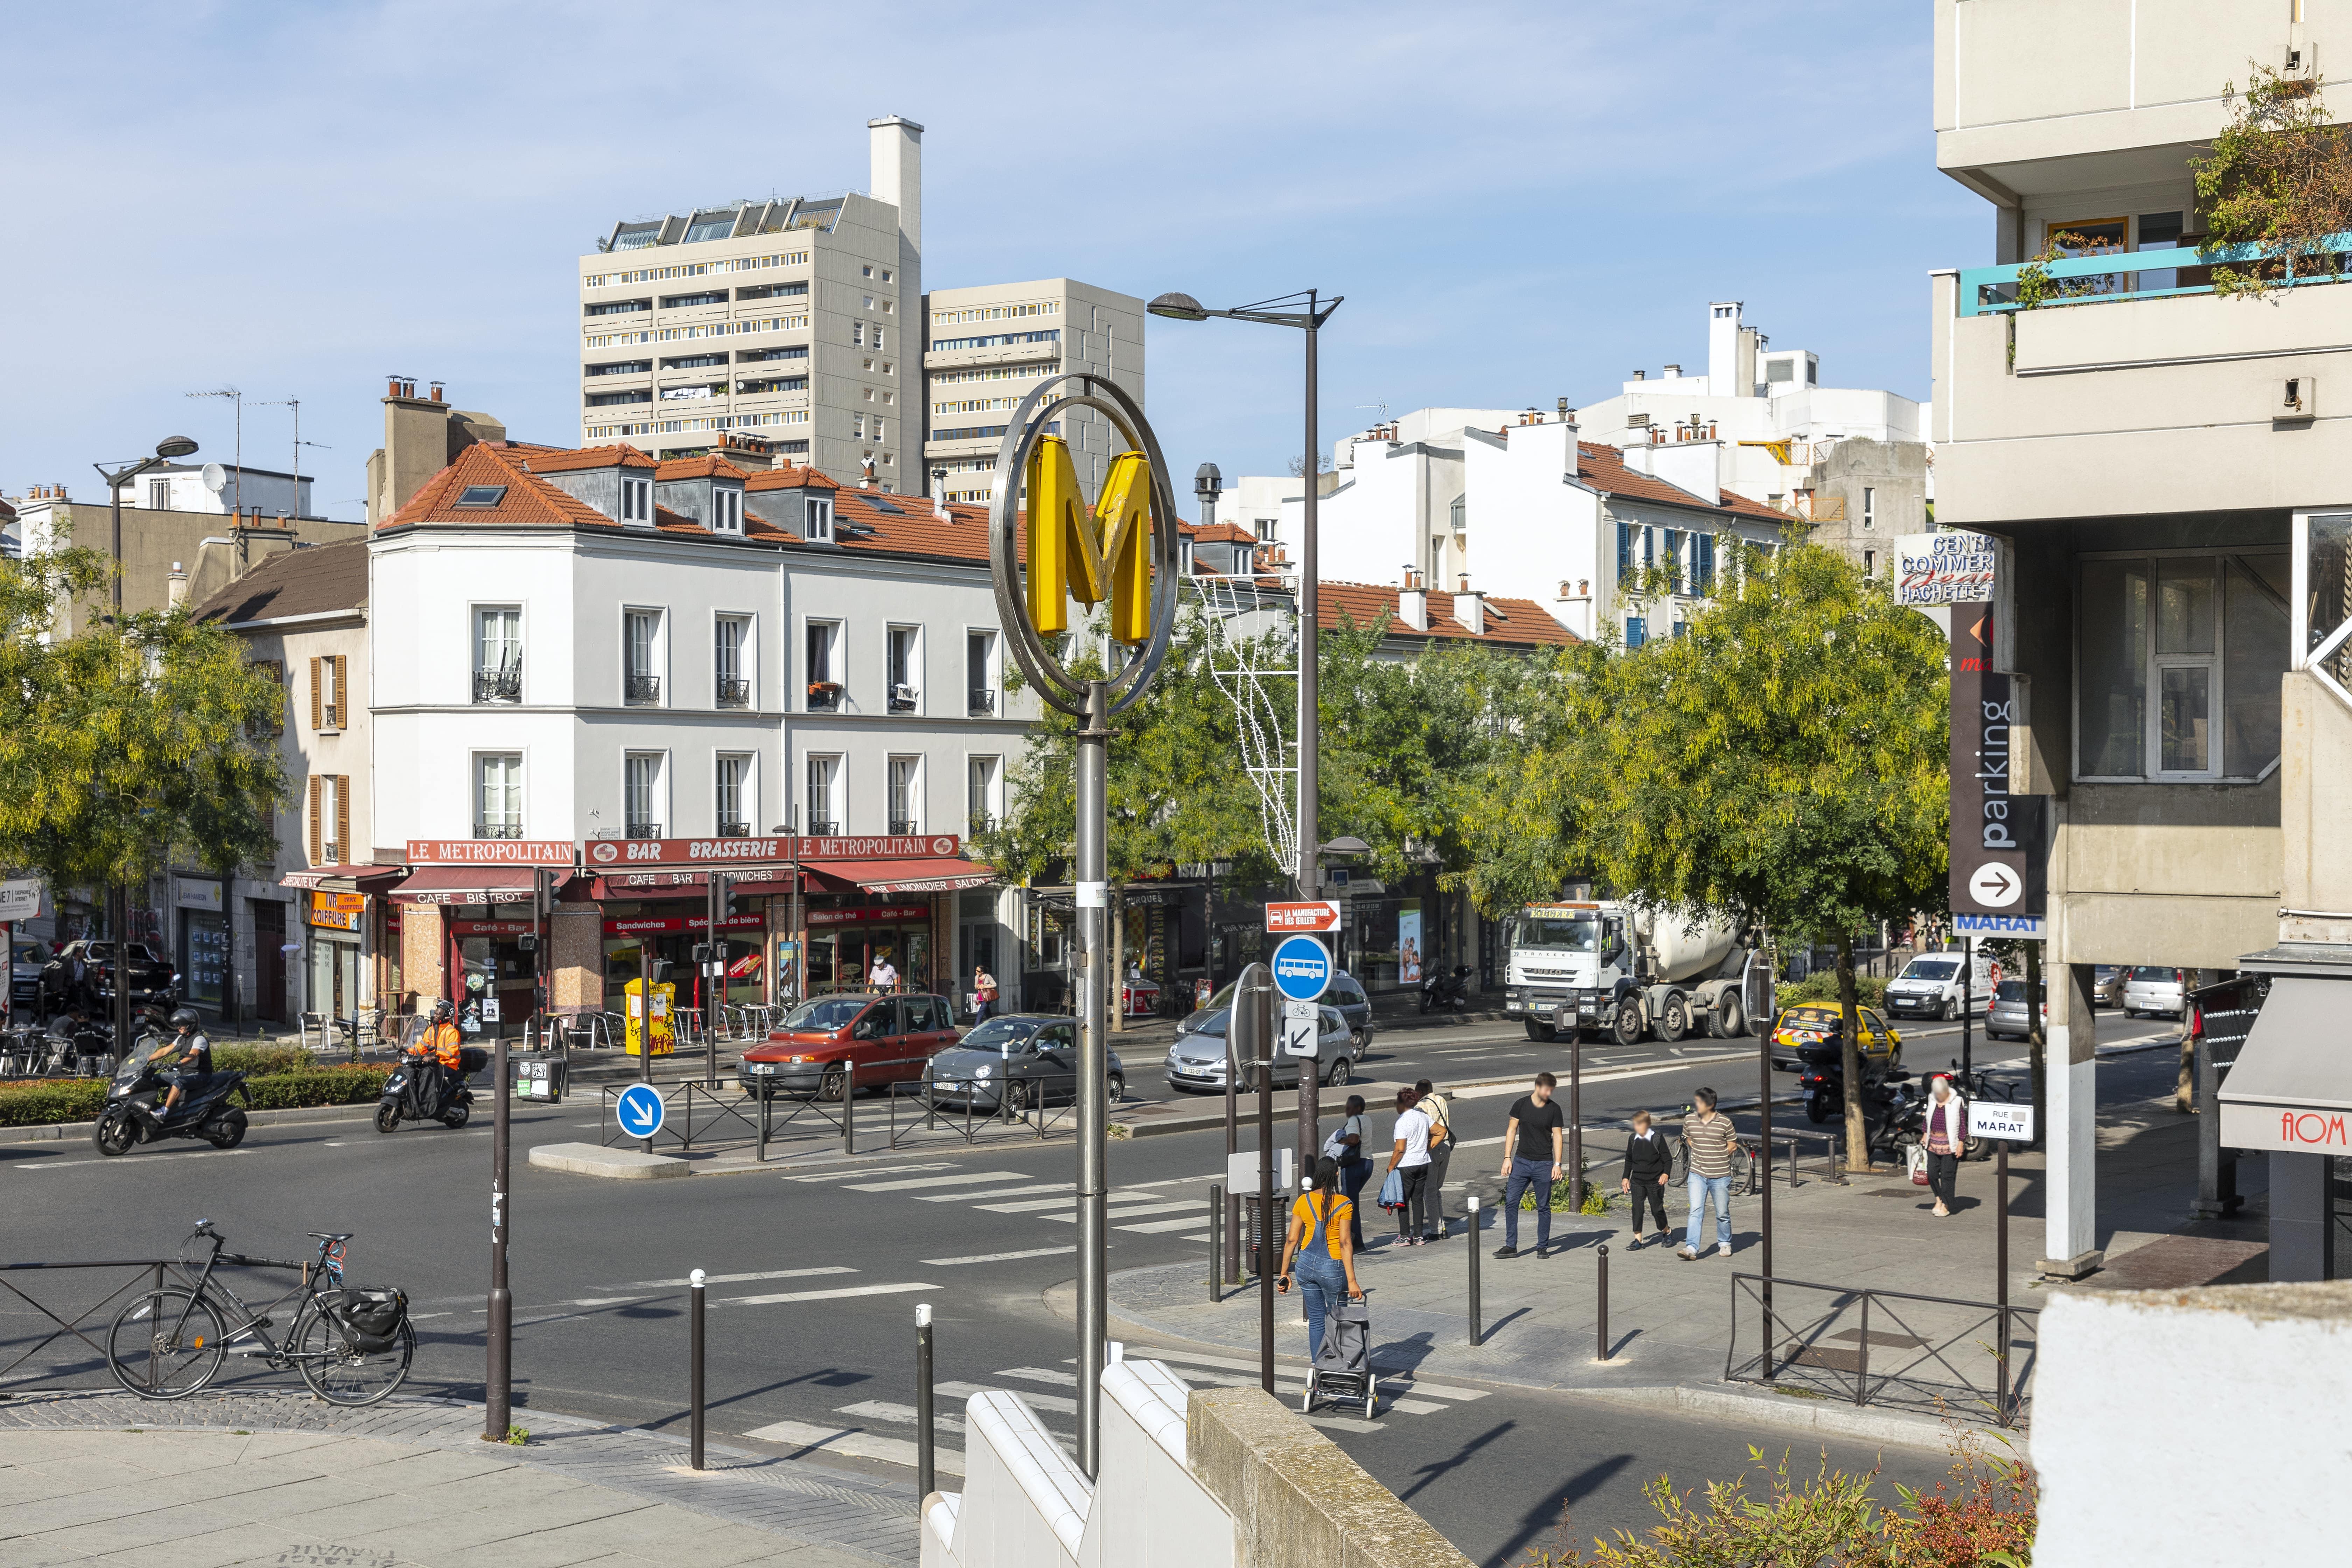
[1505,899,1759,1045]
[1503,903,1623,1040]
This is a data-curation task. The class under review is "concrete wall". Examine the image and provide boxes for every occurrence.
[2281,670,2352,942]
[2036,1280,2352,1563]
[14,502,358,629]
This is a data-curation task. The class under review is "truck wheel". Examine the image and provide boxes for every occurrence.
[1713,992,1747,1039]
[1611,1002,1644,1048]
[1657,993,1692,1042]
[1523,1018,1558,1043]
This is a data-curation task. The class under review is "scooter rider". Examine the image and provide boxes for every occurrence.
[410,1001,463,1116]
[154,1008,213,1123]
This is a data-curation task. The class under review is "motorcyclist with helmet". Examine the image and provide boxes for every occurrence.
[154,1008,213,1123]
[409,1000,463,1117]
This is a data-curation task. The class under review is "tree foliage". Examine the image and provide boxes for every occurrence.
[0,546,285,905]
[2194,65,2352,298]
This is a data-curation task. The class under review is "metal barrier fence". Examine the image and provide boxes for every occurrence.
[0,1260,174,1393]
[882,1065,1094,1148]
[597,1082,764,1153]
[1726,1272,2037,1428]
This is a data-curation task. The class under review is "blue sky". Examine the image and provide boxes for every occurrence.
[2,1,1982,523]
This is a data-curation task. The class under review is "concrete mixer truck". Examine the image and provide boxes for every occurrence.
[1502,900,1762,1044]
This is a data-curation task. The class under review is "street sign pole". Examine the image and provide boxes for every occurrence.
[1231,961,1275,1393]
[1074,680,1110,1480]
[485,1011,512,1441]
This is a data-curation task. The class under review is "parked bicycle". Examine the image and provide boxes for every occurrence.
[107,1220,413,1405]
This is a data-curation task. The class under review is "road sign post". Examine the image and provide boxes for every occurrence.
[1272,934,1333,1174]
[1969,1100,2034,1426]
[615,1082,666,1151]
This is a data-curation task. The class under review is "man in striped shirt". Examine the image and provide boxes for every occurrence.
[1678,1086,1746,1260]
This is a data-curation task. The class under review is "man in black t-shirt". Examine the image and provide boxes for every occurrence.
[1494,1072,1567,1258]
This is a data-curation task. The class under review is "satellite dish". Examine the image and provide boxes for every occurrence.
[200,463,229,493]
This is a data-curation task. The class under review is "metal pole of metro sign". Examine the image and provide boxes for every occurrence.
[985,371,1180,1481]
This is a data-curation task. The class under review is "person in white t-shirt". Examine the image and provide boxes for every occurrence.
[1382,1087,1444,1247]
[869,955,899,992]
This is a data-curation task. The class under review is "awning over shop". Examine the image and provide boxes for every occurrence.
[279,864,405,894]
[387,865,552,905]
[2216,974,2352,1155]
[805,856,996,895]
[588,866,858,901]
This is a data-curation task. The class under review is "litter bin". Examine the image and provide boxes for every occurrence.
[512,1053,566,1105]
[1243,1193,1277,1279]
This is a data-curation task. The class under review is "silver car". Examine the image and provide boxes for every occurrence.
[1986,978,2044,1042]
[1166,1004,1355,1093]
[2122,965,2186,1019]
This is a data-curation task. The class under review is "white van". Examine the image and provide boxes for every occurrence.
[1882,950,2000,1022]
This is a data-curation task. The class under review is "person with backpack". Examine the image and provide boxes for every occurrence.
[1382,1087,1444,1246]
[1276,1156,1364,1360]
[1413,1079,1454,1241]
[1322,1094,1373,1248]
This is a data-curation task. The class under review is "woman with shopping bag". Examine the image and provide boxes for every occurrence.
[1381,1087,1442,1246]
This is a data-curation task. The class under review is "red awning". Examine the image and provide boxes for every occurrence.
[387,866,549,905]
[806,856,997,895]
[280,864,406,892]
[588,866,858,901]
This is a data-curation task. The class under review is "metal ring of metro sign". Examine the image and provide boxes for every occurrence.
[987,372,1182,721]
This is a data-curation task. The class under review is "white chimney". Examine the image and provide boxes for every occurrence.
[1399,568,1428,632]
[1707,301,1743,397]
[1455,576,1484,635]
[868,115,923,253]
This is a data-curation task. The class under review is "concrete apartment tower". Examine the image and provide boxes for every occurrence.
[575,117,924,487]
[922,279,1147,504]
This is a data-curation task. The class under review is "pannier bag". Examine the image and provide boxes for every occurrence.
[326,1286,409,1353]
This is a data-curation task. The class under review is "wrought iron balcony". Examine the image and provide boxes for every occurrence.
[475,823,523,840]
[807,681,842,712]
[716,820,750,838]
[472,668,522,704]
[807,818,840,836]
[715,677,751,709]
[889,818,919,835]
[967,689,995,716]
[624,674,662,705]
[626,822,663,839]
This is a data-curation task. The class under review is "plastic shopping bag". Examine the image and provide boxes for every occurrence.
[1906,1143,1930,1186]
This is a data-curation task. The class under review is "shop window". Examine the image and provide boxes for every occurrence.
[2077,550,2289,780]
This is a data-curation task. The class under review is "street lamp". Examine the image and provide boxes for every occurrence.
[88,435,198,1060]
[1149,289,1341,1172]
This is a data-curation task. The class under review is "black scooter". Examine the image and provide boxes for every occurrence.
[92,1036,250,1156]
[1418,965,1474,1014]
[375,1046,486,1133]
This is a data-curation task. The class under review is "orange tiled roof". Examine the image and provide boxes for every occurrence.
[522,444,658,475]
[380,443,611,529]
[1184,521,1258,545]
[655,453,752,481]
[1575,441,1783,522]
[1319,580,1577,648]
[745,464,842,493]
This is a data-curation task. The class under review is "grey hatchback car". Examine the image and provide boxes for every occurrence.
[1165,1003,1356,1093]
[1181,972,1375,1047]
[1987,978,2046,1042]
[925,1014,1127,1111]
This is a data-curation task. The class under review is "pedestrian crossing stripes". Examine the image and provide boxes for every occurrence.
[797,1164,1230,1246]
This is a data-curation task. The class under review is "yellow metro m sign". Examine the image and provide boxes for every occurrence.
[1024,436,1155,646]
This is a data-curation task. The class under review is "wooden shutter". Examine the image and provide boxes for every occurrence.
[334,776,351,862]
[264,659,285,735]
[307,776,323,864]
[309,657,323,730]
[332,654,349,728]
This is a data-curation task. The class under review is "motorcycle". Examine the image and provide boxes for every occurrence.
[375,1046,488,1133]
[92,1036,250,1156]
[1417,965,1474,1015]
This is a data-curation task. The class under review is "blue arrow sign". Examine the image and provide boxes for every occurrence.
[615,1082,667,1140]
[1271,934,1332,1003]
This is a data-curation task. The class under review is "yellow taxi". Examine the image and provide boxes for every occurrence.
[1769,1002,1903,1070]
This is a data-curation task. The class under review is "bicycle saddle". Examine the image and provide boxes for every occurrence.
[308,1231,356,1242]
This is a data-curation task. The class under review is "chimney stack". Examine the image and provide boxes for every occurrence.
[1456,582,1485,635]
[1399,568,1429,632]
[166,561,188,609]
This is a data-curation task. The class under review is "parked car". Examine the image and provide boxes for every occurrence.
[1179,971,1375,1049]
[42,940,176,1010]
[735,993,960,1100]
[2122,965,2187,1019]
[1987,978,2046,1042]
[925,1014,1127,1110]
[1881,950,1998,1021]
[2092,965,2128,1008]
[10,941,51,1011]
[1165,1003,1355,1093]
[1768,1003,1903,1071]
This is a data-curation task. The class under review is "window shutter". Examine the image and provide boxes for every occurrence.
[307,776,323,864]
[309,657,323,730]
[333,654,349,728]
[335,776,351,862]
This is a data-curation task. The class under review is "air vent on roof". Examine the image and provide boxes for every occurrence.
[455,485,508,508]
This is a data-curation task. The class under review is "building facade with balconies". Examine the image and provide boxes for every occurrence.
[1930,0,2352,1282]
[923,278,1146,505]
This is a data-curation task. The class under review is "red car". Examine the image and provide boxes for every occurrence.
[736,992,961,1100]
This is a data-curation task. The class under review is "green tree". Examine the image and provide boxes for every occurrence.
[1521,543,1950,1170]
[0,547,286,1006]
[2194,64,2352,298]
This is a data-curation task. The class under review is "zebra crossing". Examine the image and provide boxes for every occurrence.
[784,1163,1225,1248]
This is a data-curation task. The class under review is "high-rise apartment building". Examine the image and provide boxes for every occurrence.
[577,117,925,485]
[923,279,1145,503]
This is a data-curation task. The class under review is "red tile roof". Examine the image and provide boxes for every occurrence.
[1319,581,1577,648]
[1575,441,1783,522]
[523,444,658,475]
[655,454,752,481]
[1183,521,1258,545]
[380,442,612,529]
[746,464,843,493]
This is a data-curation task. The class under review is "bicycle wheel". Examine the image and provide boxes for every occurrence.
[294,1304,414,1406]
[108,1288,226,1400]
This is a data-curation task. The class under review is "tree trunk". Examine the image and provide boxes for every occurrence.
[1838,931,1869,1171]
[2026,940,2046,1148]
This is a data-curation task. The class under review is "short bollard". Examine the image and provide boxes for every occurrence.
[1465,1193,1483,1348]
[689,1268,707,1470]
[1595,1246,1610,1362]
[841,1080,856,1156]
[916,1302,936,1501]
[1208,1183,1225,1303]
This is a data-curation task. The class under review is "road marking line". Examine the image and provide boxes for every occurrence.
[920,1246,1077,1266]
[721,1281,935,1307]
[839,1399,971,1432]
[741,1418,967,1476]
[1130,1346,1488,1400]
[1041,1200,1196,1224]
[972,1196,1087,1213]
[610,1266,855,1290]
[934,1384,1079,1415]
[1115,1216,1217,1234]
[918,1183,1071,1202]
[15,1150,250,1170]
[846,1170,1023,1192]
[1306,1413,1385,1433]
[993,1366,1076,1387]
[783,1163,958,1183]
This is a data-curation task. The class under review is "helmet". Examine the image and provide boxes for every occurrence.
[169,1007,200,1030]
[432,999,453,1021]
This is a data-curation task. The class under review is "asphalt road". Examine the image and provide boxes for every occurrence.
[0,1008,2176,1563]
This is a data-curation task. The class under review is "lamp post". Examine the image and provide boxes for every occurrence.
[91,435,199,1059]
[1148,290,1342,1175]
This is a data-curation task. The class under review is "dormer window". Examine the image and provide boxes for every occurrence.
[806,495,834,542]
[714,488,743,533]
[621,475,652,525]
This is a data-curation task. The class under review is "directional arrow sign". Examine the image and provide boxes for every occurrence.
[1968,862,2021,909]
[615,1082,667,1140]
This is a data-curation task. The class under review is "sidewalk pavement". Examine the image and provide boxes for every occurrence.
[0,1390,918,1567]
[1106,1064,2265,1449]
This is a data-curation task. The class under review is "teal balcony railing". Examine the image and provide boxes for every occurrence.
[1956,236,2352,317]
